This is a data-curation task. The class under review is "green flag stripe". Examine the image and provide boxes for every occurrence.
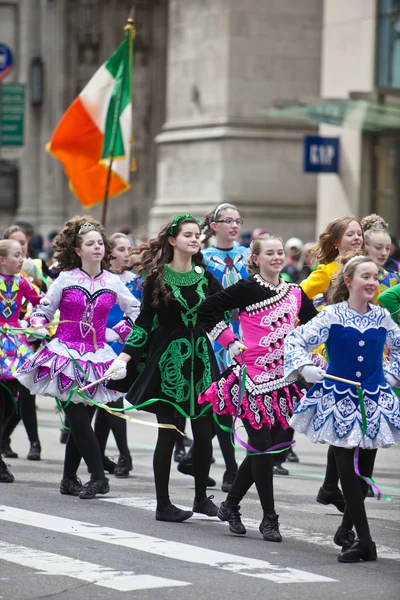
[102,30,133,160]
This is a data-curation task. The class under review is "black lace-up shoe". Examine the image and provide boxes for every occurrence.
[193,495,219,517]
[221,471,237,492]
[177,461,216,487]
[79,477,110,499]
[316,485,345,513]
[0,458,14,483]
[338,539,377,563]
[273,464,289,476]
[333,526,356,551]
[114,455,133,478]
[27,441,41,461]
[60,475,83,496]
[259,514,282,542]
[155,504,193,522]
[287,448,299,463]
[103,455,117,474]
[218,501,246,535]
[1,442,18,459]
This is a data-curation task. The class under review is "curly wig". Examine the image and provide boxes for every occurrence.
[130,216,203,307]
[52,215,112,272]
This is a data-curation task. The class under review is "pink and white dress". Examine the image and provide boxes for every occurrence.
[15,268,139,404]
[198,275,317,429]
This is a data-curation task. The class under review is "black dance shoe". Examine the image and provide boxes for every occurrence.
[1,442,18,459]
[273,464,289,476]
[59,429,69,444]
[287,448,300,463]
[173,446,186,463]
[103,455,117,474]
[221,471,237,492]
[338,539,377,563]
[155,504,193,523]
[0,458,14,483]
[114,455,133,478]
[193,495,218,517]
[177,461,216,487]
[79,477,110,499]
[218,501,246,535]
[259,514,282,542]
[27,442,41,461]
[60,474,83,496]
[316,485,345,513]
[333,526,356,551]
[366,486,375,498]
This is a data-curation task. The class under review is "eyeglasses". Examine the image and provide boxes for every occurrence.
[214,218,244,226]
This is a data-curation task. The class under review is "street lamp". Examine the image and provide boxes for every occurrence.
[29,56,44,106]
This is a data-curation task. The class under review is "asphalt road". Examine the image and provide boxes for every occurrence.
[0,397,399,600]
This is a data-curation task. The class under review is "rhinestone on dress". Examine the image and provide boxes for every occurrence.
[356,371,361,378]
[359,340,365,346]
[358,356,364,362]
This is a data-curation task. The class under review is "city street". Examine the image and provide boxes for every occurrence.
[0,397,399,600]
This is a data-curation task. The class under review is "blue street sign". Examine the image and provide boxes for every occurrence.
[0,44,13,82]
[303,135,340,173]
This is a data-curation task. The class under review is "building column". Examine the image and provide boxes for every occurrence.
[150,0,322,241]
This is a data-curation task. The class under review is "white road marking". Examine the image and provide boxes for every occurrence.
[0,541,189,592]
[101,496,400,561]
[0,505,335,584]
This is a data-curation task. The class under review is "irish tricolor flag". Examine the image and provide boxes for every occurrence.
[47,25,135,208]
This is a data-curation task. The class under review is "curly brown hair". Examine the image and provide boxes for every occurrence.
[201,203,240,244]
[130,216,203,307]
[329,251,376,304]
[247,233,283,275]
[311,216,364,264]
[52,215,112,271]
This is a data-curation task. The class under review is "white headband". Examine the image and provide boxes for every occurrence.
[342,255,368,274]
[213,203,236,221]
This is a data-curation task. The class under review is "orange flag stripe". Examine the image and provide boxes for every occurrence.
[47,97,128,208]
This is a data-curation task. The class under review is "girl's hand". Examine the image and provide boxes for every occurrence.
[229,340,247,357]
[106,328,121,343]
[300,365,324,383]
[104,358,127,380]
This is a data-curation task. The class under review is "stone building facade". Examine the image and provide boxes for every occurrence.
[0,0,322,242]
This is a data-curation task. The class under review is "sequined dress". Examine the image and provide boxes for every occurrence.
[121,266,222,418]
[198,276,317,429]
[0,273,41,379]
[202,245,249,371]
[284,302,400,448]
[15,268,139,404]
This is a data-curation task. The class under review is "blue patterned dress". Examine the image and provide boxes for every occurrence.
[284,302,400,448]
[202,245,249,370]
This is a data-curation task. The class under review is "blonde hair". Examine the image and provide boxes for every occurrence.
[329,251,377,304]
[0,239,19,259]
[247,234,284,276]
[361,213,390,245]
[109,232,132,250]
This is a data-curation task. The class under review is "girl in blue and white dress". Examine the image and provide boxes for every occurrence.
[284,253,400,563]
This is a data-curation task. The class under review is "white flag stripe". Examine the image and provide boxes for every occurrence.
[101,496,400,562]
[0,505,335,584]
[0,541,190,592]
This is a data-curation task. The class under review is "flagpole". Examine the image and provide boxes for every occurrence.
[101,9,135,227]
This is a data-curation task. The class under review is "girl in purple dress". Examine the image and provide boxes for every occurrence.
[198,234,317,542]
[15,216,139,499]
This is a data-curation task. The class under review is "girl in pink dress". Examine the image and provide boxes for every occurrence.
[15,216,139,499]
[0,239,41,483]
[198,234,317,542]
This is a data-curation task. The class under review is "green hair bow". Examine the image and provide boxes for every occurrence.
[168,214,201,236]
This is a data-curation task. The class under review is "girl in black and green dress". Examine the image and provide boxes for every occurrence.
[105,215,223,522]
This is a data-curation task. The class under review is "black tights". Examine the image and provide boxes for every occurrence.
[323,445,340,489]
[0,381,18,449]
[154,413,213,510]
[333,446,377,542]
[2,383,40,445]
[226,420,277,515]
[62,402,104,479]
[94,397,130,457]
[214,414,238,473]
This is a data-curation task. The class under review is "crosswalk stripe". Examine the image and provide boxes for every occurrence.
[0,541,190,592]
[0,505,336,584]
[101,496,400,561]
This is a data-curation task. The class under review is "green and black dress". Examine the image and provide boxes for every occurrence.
[122,265,223,418]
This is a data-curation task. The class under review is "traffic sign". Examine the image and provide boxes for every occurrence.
[0,83,25,146]
[0,44,13,82]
